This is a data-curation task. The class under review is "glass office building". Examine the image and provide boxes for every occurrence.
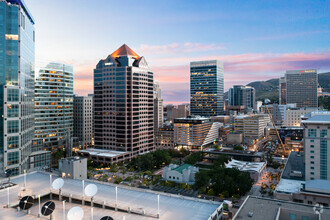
[229,85,256,112]
[0,0,35,175]
[35,62,74,152]
[190,60,224,116]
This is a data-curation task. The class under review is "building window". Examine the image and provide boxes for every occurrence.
[311,140,314,143]
[311,145,314,148]
[310,156,314,159]
[289,214,296,220]
[320,129,327,138]
[7,152,19,165]
[320,140,327,179]
[310,150,314,153]
[311,167,314,170]
[7,89,19,102]
[7,136,19,149]
[310,172,314,175]
[302,217,309,220]
[311,161,314,164]
[7,120,19,133]
[308,129,316,137]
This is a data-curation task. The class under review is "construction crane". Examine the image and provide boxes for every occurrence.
[264,101,286,156]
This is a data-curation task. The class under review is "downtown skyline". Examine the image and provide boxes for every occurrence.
[28,0,330,104]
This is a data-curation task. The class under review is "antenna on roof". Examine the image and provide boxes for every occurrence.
[84,184,98,207]
[19,196,34,214]
[52,178,64,201]
[67,207,84,220]
[41,201,55,219]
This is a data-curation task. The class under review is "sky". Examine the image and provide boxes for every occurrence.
[28,0,330,104]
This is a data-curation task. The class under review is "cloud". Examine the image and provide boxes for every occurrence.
[73,51,330,104]
[139,42,225,55]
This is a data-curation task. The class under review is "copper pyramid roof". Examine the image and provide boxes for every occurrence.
[110,44,140,59]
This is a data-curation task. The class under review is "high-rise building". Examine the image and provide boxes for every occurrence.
[283,70,318,107]
[164,104,189,122]
[153,81,164,132]
[35,62,74,152]
[74,96,93,149]
[229,85,256,112]
[93,44,154,156]
[0,0,35,175]
[302,111,330,180]
[279,77,286,105]
[190,60,224,116]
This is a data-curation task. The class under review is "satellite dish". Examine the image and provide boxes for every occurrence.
[84,184,98,197]
[4,169,12,178]
[67,207,84,220]
[52,178,64,190]
[19,196,34,210]
[41,201,55,216]
[100,216,114,220]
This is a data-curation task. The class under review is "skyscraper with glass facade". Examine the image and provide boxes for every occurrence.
[229,85,256,112]
[0,0,35,175]
[35,62,74,152]
[94,44,154,157]
[190,60,224,116]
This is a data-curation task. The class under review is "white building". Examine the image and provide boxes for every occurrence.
[163,164,199,184]
[285,107,318,127]
[225,159,267,182]
[301,111,330,180]
[154,81,164,133]
[74,95,93,148]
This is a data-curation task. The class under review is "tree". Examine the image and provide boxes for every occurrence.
[213,155,230,168]
[195,170,210,188]
[233,145,244,151]
[184,152,203,165]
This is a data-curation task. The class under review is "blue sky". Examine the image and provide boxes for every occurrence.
[28,0,330,104]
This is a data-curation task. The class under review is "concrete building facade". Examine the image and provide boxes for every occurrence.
[93,44,154,158]
[174,116,221,149]
[302,111,330,180]
[284,70,318,107]
[163,164,199,184]
[35,62,74,152]
[74,96,93,149]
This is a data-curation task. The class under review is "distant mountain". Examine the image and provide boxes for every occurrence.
[243,72,330,102]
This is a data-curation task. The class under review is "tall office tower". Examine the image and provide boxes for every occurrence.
[0,0,35,175]
[94,44,154,155]
[228,85,256,112]
[279,77,286,105]
[153,81,164,132]
[74,96,93,149]
[190,60,224,116]
[302,111,330,180]
[284,70,318,107]
[35,63,74,152]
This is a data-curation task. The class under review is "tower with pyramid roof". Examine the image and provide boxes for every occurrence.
[93,45,155,160]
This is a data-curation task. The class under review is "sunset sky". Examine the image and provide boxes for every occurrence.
[28,0,330,104]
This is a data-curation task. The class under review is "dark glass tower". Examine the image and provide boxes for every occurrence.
[190,60,224,116]
[94,44,154,156]
[0,0,35,175]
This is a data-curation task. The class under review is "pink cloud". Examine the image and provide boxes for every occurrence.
[140,42,225,55]
[73,51,330,104]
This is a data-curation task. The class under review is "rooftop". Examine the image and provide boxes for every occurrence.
[0,172,221,220]
[301,112,330,124]
[275,178,304,194]
[281,151,305,181]
[225,159,266,173]
[78,148,129,158]
[303,179,330,195]
[233,196,330,220]
[110,44,140,59]
[173,164,193,174]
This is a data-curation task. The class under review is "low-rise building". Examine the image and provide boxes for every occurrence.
[163,164,199,184]
[174,116,221,149]
[233,114,270,143]
[285,107,319,127]
[59,156,87,179]
[211,115,230,125]
[155,125,175,148]
[227,132,243,145]
[233,196,330,220]
[225,159,267,182]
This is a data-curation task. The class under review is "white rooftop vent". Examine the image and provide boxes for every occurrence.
[248,211,253,217]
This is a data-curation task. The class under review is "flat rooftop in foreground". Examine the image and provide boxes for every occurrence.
[233,196,330,220]
[0,172,221,220]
